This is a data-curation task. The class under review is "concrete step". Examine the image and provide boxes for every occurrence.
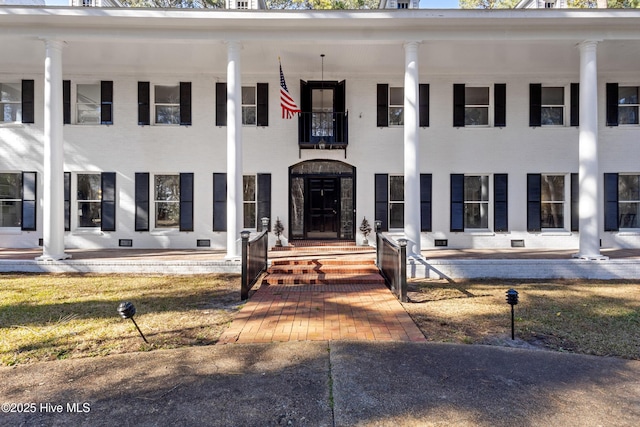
[271,258,376,266]
[268,265,380,275]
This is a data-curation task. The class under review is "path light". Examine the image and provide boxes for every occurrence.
[506,289,519,340]
[117,301,148,343]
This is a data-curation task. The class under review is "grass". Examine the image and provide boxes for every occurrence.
[1,274,639,366]
[405,279,640,360]
[0,274,241,366]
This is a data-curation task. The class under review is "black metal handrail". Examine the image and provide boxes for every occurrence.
[375,228,408,303]
[298,111,348,146]
[240,228,269,300]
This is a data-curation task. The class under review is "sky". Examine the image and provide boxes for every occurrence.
[43,0,462,7]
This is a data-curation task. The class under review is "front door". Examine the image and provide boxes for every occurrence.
[307,178,339,239]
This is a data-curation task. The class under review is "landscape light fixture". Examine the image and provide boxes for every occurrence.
[506,289,519,340]
[117,301,148,343]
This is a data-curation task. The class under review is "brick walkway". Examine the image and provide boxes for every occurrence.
[218,254,426,344]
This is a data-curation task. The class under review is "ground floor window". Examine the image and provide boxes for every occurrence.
[464,175,489,229]
[243,175,256,228]
[541,175,566,229]
[618,174,640,228]
[0,172,21,227]
[154,174,180,228]
[77,173,101,227]
[389,175,404,229]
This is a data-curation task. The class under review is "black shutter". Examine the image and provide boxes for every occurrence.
[527,174,542,232]
[571,173,579,232]
[570,83,579,127]
[376,84,389,127]
[64,172,71,231]
[606,83,619,127]
[257,173,271,231]
[101,81,113,125]
[529,84,542,127]
[299,80,311,143]
[21,171,36,231]
[138,82,150,126]
[419,84,429,127]
[180,82,192,126]
[494,174,508,232]
[213,173,227,231]
[101,172,116,231]
[179,173,194,231]
[63,80,71,125]
[420,174,432,232]
[256,83,269,127]
[453,84,465,127]
[494,84,506,128]
[374,174,388,231]
[216,82,227,126]
[21,80,34,124]
[450,174,464,232]
[335,80,346,143]
[135,173,149,231]
[604,173,619,232]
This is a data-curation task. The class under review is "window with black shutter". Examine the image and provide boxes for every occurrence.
[21,172,37,231]
[216,82,227,126]
[179,82,192,126]
[374,174,389,231]
[450,174,464,232]
[420,174,432,232]
[135,172,150,231]
[138,82,150,126]
[21,80,35,124]
[179,173,194,231]
[213,173,227,231]
[527,174,542,232]
[101,172,116,231]
[101,81,113,125]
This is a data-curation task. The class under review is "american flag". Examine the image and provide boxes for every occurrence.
[279,60,300,119]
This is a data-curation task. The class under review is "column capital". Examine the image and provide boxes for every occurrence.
[41,39,66,51]
[577,40,600,52]
[403,40,421,51]
[224,40,242,50]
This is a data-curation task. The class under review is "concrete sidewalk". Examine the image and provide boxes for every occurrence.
[1,342,639,426]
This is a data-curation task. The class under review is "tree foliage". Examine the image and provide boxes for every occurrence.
[266,0,379,9]
[119,0,224,7]
[460,0,639,7]
[458,0,519,8]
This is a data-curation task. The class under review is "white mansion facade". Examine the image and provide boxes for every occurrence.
[1,7,640,260]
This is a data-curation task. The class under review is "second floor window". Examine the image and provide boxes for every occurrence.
[242,86,257,125]
[155,85,180,125]
[541,87,565,126]
[389,87,404,126]
[76,84,101,125]
[0,83,21,123]
[618,86,639,125]
[464,87,490,126]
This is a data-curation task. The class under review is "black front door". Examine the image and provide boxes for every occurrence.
[307,178,339,239]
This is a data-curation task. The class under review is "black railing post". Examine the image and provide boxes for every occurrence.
[374,220,382,269]
[397,238,408,303]
[240,230,251,300]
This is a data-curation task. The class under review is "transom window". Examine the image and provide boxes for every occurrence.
[154,85,180,125]
[237,1,249,8]
[77,173,101,228]
[618,175,640,229]
[541,87,564,126]
[389,175,404,229]
[541,175,565,229]
[465,87,490,126]
[397,1,409,8]
[0,83,21,123]
[76,84,101,125]
[242,86,257,126]
[243,175,256,228]
[464,175,489,229]
[389,87,404,126]
[618,86,639,125]
[0,173,21,227]
[154,175,180,228]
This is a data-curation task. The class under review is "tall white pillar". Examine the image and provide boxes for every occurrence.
[38,40,68,261]
[226,41,243,259]
[404,41,421,256]
[576,40,606,260]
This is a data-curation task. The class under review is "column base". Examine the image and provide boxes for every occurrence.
[572,253,609,261]
[35,253,71,261]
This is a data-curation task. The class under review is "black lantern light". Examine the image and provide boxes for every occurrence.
[506,289,519,340]
[117,301,148,343]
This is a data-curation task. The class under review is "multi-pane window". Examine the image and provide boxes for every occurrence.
[0,83,21,123]
[465,87,489,126]
[154,175,180,228]
[541,87,564,126]
[618,175,640,228]
[242,86,257,125]
[541,175,565,229]
[312,88,334,138]
[237,0,249,8]
[618,86,639,125]
[0,173,21,227]
[397,1,409,8]
[389,175,404,229]
[464,175,489,229]
[155,85,180,125]
[76,84,101,125]
[243,175,256,229]
[77,174,101,227]
[389,87,404,126]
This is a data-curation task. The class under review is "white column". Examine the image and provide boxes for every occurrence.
[576,41,606,260]
[404,41,421,256]
[226,41,243,259]
[38,40,68,261]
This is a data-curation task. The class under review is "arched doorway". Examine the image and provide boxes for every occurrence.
[289,160,355,240]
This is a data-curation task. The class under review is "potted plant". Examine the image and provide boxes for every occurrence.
[273,217,284,247]
[359,217,372,246]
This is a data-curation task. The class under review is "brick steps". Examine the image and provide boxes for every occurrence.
[262,272,385,286]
